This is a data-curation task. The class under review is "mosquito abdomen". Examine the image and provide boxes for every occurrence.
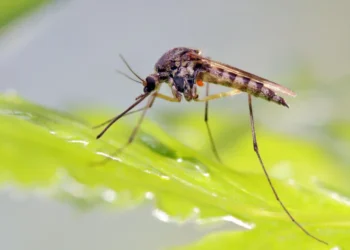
[201,66,289,108]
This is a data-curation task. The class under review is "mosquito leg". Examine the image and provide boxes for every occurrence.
[193,88,241,162]
[110,93,180,120]
[203,83,222,163]
[155,92,181,102]
[194,89,241,102]
[117,92,180,149]
[96,92,158,165]
[93,106,147,130]
[120,94,156,149]
[96,91,182,165]
[247,94,328,245]
[95,93,150,139]
[93,95,158,130]
[115,106,148,118]
[94,91,180,134]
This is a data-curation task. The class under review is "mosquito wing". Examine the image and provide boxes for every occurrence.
[189,53,297,97]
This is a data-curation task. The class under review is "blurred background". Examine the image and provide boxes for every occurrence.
[0,0,349,249]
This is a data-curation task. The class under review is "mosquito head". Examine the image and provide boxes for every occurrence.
[116,54,160,94]
[143,73,160,94]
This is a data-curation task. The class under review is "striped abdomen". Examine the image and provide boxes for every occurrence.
[199,66,289,108]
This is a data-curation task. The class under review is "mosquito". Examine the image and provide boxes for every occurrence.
[93,47,328,245]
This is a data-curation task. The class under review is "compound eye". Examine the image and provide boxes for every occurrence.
[145,76,156,91]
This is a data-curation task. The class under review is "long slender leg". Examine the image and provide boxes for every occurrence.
[118,93,180,118]
[155,92,181,102]
[118,93,157,150]
[96,92,157,165]
[95,93,150,139]
[93,95,158,130]
[96,92,180,165]
[193,88,241,162]
[247,94,328,245]
[93,93,179,130]
[203,83,222,163]
[195,89,241,102]
[119,93,180,119]
[111,93,180,118]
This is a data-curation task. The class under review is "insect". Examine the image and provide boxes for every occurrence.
[94,47,328,245]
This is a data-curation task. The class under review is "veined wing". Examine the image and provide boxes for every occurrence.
[189,53,297,97]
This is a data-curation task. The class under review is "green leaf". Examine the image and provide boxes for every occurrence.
[1,93,349,249]
[0,0,50,30]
